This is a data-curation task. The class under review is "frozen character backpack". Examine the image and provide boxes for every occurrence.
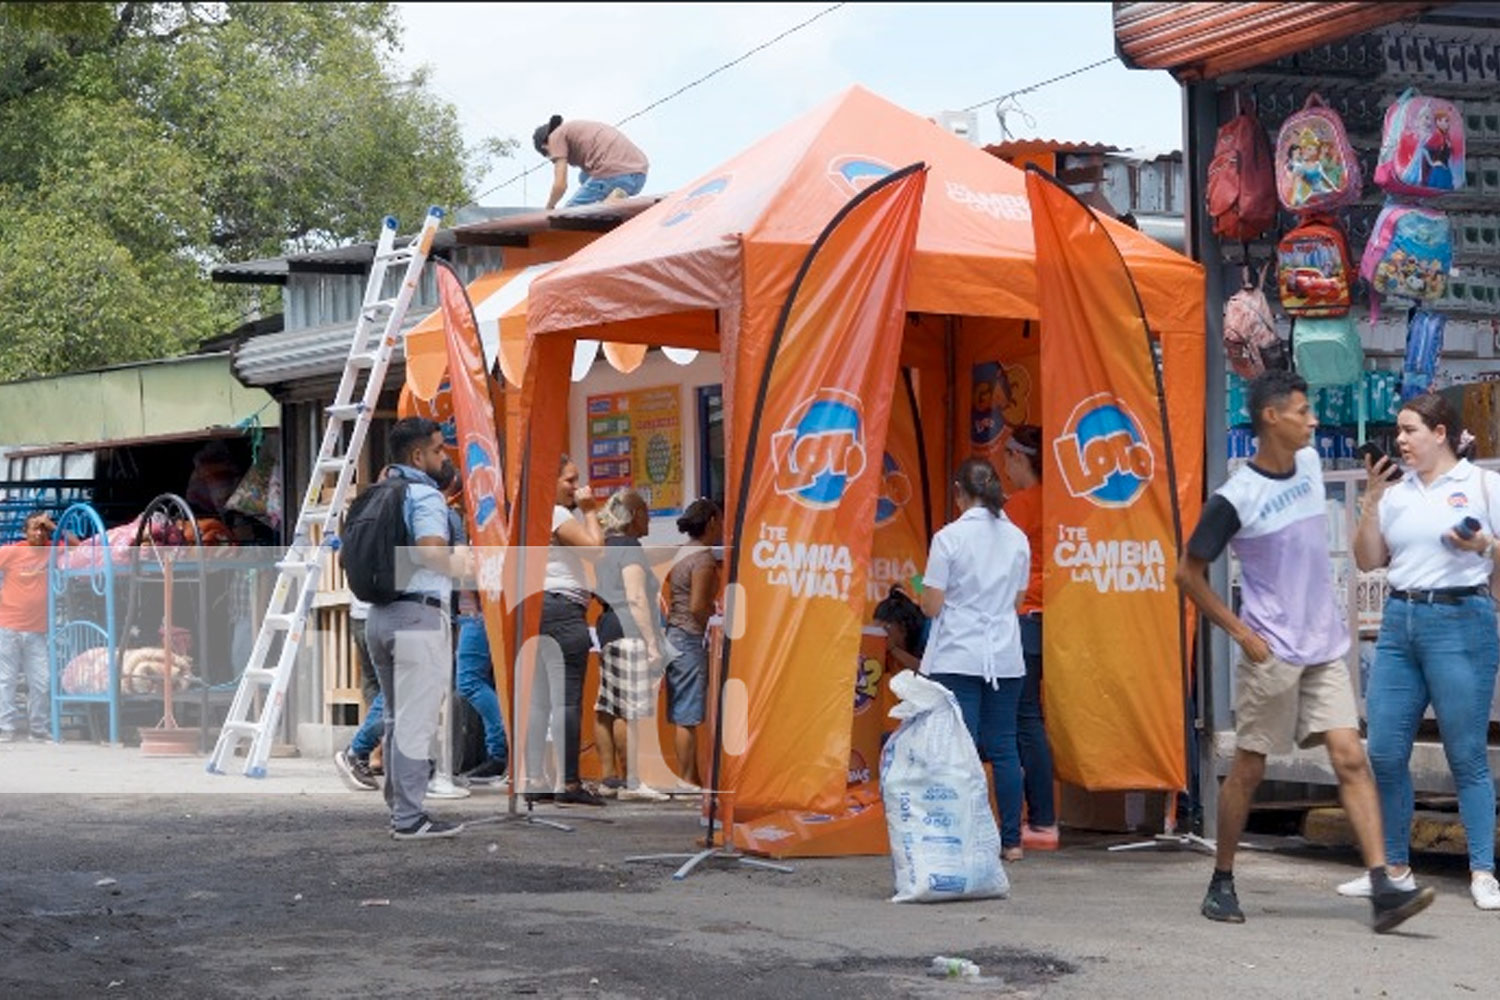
[1358,203,1452,320]
[1276,93,1362,213]
[1375,89,1466,197]
[1276,216,1353,317]
[1223,263,1286,379]
[1207,102,1278,243]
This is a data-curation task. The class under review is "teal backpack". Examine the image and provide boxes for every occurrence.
[1292,315,1363,386]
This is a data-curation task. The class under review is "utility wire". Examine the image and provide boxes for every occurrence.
[959,55,1118,113]
[466,2,847,206]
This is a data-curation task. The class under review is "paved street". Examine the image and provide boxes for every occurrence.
[0,743,1492,998]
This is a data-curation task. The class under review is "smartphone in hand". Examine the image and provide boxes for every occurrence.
[1356,442,1403,482]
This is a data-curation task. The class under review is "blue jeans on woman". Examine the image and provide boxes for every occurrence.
[1018,614,1056,828]
[929,672,1026,849]
[1366,593,1499,872]
[456,614,508,763]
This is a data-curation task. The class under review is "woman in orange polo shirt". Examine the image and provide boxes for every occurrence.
[1003,425,1057,849]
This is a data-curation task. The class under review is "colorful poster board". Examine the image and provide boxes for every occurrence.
[585,386,684,515]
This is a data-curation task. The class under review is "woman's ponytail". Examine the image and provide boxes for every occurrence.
[955,458,1004,517]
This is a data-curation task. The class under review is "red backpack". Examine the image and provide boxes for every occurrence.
[1206,103,1277,243]
[1276,216,1352,317]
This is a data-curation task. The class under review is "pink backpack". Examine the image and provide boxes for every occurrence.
[1358,203,1453,322]
[1375,88,1465,197]
[1275,93,1362,213]
[1223,264,1283,379]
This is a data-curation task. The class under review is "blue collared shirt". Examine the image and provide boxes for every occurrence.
[390,464,451,600]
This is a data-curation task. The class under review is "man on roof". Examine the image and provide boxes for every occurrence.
[533,116,649,210]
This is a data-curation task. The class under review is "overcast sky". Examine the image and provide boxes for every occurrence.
[393,2,1183,210]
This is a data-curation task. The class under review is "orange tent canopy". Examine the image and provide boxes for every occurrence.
[527,84,1201,342]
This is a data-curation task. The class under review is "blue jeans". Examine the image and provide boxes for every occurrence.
[456,615,508,761]
[351,690,385,759]
[929,672,1025,849]
[1018,615,1056,828]
[567,171,646,207]
[0,628,49,736]
[1367,594,1499,871]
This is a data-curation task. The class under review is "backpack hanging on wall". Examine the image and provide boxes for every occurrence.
[1276,216,1353,316]
[1375,88,1466,197]
[1292,315,1363,387]
[1223,263,1286,378]
[1400,308,1446,402]
[1206,98,1277,243]
[1275,93,1362,213]
[1358,202,1452,322]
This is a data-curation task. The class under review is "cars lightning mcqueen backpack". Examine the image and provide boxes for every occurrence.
[1276,216,1352,317]
[1276,93,1362,213]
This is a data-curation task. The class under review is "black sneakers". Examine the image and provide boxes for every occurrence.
[334,749,379,791]
[465,756,508,782]
[1371,883,1436,934]
[556,785,607,807]
[1201,878,1246,923]
[391,814,464,841]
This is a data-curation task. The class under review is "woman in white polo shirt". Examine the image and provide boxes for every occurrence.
[918,457,1031,861]
[1353,393,1500,910]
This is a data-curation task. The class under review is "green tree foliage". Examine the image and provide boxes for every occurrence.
[0,3,510,379]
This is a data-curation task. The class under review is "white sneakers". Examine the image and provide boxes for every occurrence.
[1338,867,1500,910]
[426,775,471,800]
[1471,871,1500,910]
[1336,869,1416,897]
[618,783,671,802]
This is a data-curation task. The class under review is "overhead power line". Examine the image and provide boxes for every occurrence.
[959,55,1119,114]
[467,2,847,206]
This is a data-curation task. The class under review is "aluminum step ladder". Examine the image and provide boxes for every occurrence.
[207,207,443,777]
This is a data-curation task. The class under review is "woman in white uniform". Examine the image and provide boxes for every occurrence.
[1352,393,1500,909]
[918,458,1031,860]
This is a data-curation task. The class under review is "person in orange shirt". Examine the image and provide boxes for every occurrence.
[1002,425,1057,849]
[0,512,56,742]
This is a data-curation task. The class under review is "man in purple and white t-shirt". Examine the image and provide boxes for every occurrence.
[1177,370,1433,934]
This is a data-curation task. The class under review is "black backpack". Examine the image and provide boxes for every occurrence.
[340,477,411,604]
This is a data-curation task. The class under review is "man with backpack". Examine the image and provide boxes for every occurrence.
[345,417,473,840]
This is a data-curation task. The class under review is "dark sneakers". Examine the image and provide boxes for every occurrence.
[334,749,379,791]
[1201,878,1246,924]
[391,815,464,841]
[556,785,607,807]
[465,756,508,782]
[1371,883,1436,934]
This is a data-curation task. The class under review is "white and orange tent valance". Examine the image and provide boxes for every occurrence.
[403,262,699,401]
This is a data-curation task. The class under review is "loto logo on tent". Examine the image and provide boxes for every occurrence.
[769,389,867,509]
[874,451,913,527]
[827,155,894,197]
[661,175,731,227]
[1053,393,1155,508]
[462,435,502,532]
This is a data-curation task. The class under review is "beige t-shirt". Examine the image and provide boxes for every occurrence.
[547,120,648,178]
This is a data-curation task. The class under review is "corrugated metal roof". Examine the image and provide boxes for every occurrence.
[231,313,427,389]
[1113,2,1442,80]
[210,196,662,283]
[984,139,1119,159]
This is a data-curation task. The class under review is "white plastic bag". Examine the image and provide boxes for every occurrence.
[880,670,1009,903]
